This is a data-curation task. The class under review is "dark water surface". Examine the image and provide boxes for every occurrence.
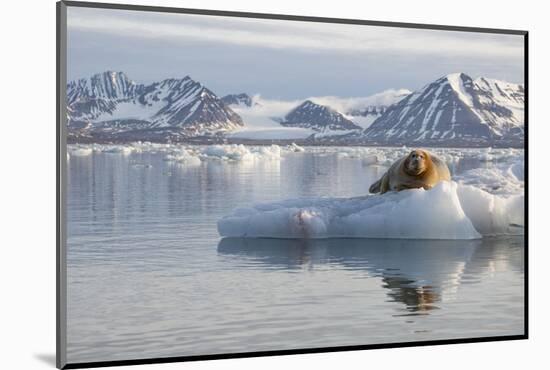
[66,149,524,363]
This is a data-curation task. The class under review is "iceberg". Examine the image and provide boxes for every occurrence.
[200,144,281,161]
[287,142,306,152]
[69,147,93,156]
[218,179,525,240]
[457,185,524,236]
[101,145,134,155]
[218,181,485,240]
[164,150,202,166]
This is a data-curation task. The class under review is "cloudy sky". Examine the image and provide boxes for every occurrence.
[67,7,524,99]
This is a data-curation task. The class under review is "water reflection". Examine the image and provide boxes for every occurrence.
[382,276,440,314]
[218,237,523,314]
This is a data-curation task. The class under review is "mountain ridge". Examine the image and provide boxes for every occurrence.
[280,100,362,132]
[67,71,243,142]
[358,73,524,146]
[67,71,524,147]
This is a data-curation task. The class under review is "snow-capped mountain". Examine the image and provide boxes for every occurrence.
[67,71,140,123]
[140,78,243,130]
[221,93,254,107]
[67,71,523,146]
[67,71,243,142]
[362,73,524,146]
[280,100,361,132]
[303,89,410,130]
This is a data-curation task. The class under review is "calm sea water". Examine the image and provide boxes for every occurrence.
[66,148,524,363]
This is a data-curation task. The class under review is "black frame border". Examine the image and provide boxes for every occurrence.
[56,1,529,369]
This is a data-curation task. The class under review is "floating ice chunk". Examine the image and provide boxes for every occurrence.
[465,147,523,162]
[149,142,173,153]
[70,147,93,156]
[456,161,524,196]
[201,144,255,161]
[507,161,524,181]
[457,184,524,236]
[335,147,369,159]
[477,148,495,162]
[431,151,462,165]
[218,181,481,240]
[125,141,175,154]
[287,142,305,152]
[479,154,495,162]
[164,150,201,166]
[257,144,281,159]
[200,144,281,161]
[102,145,134,155]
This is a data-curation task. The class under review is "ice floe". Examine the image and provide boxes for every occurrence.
[199,144,281,161]
[218,181,488,240]
[69,147,93,156]
[102,145,134,155]
[455,160,524,196]
[164,149,202,166]
[287,142,306,152]
[457,184,524,236]
[67,143,285,162]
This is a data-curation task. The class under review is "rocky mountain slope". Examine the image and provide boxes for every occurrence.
[67,71,243,142]
[280,100,361,132]
[361,73,524,146]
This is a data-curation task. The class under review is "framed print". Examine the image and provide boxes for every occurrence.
[57,1,527,368]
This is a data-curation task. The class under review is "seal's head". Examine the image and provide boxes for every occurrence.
[404,149,430,176]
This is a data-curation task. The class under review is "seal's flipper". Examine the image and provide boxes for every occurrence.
[369,178,382,193]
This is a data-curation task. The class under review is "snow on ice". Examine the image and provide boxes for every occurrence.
[218,182,483,240]
[218,179,524,240]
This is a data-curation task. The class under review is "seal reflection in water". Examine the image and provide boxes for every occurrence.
[369,149,451,194]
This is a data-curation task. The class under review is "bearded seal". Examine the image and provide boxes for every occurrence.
[369,149,451,194]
